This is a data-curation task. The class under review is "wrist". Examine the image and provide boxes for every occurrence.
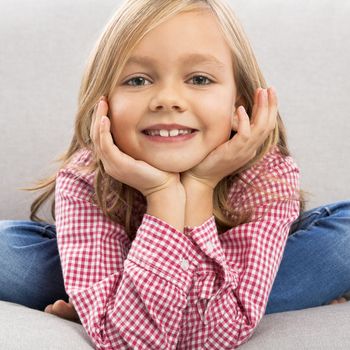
[146,182,186,205]
[182,176,214,197]
[181,174,215,193]
[146,184,186,233]
[182,177,214,228]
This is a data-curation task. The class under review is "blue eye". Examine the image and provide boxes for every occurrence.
[124,76,150,87]
[123,75,213,87]
[189,75,213,85]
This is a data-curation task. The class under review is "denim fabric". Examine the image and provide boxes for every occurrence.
[0,220,69,310]
[265,200,350,314]
[0,200,349,314]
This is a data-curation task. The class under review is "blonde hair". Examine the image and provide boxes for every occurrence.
[22,0,307,241]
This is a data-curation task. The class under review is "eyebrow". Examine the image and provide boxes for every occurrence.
[125,53,226,70]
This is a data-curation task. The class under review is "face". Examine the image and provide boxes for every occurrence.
[109,10,238,173]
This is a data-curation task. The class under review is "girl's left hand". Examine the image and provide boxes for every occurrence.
[181,87,277,190]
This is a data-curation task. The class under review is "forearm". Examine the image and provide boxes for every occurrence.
[183,179,214,228]
[146,184,186,233]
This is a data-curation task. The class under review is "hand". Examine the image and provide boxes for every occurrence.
[91,97,183,199]
[44,299,81,324]
[180,87,278,190]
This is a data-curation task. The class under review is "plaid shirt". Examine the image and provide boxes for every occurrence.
[55,145,300,350]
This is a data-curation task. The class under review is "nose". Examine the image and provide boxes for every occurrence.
[149,84,186,112]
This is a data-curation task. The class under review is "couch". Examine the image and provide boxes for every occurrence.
[1,0,349,349]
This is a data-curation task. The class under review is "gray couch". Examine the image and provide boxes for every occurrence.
[1,0,349,349]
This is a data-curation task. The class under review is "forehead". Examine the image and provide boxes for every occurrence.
[125,53,226,70]
[124,10,232,70]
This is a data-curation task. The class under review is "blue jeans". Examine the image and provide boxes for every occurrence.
[0,201,349,314]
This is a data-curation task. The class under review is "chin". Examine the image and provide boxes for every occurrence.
[157,164,192,173]
[146,157,201,173]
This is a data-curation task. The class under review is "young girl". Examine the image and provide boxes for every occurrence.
[1,0,349,349]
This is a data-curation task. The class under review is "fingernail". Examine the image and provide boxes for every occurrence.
[238,106,246,115]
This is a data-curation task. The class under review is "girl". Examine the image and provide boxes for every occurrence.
[1,0,349,349]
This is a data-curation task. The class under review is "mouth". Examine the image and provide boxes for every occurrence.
[141,129,198,143]
[142,129,197,137]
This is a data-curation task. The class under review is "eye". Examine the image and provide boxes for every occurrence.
[188,75,213,85]
[124,76,151,87]
[123,74,214,87]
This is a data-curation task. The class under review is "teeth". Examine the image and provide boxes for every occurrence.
[169,129,179,137]
[160,129,170,137]
[145,129,193,137]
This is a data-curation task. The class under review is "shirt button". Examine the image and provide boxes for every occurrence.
[180,258,190,271]
[205,241,214,253]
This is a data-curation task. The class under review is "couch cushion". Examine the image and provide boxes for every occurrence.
[240,302,350,349]
[0,301,93,349]
[1,300,349,349]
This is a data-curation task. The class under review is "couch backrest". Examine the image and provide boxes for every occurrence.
[1,0,349,221]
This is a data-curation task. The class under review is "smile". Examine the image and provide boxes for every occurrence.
[141,130,198,143]
[143,129,194,137]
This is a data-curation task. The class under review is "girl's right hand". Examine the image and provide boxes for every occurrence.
[90,97,183,199]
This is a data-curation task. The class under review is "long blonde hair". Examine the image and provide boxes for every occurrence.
[22,0,307,241]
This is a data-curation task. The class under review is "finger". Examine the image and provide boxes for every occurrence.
[98,114,124,174]
[231,113,239,131]
[90,96,106,141]
[267,87,278,132]
[236,106,252,144]
[251,88,269,136]
[90,102,99,141]
[93,98,109,158]
[251,87,262,124]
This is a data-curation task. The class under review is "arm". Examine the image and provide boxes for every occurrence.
[182,177,214,229]
[55,158,203,350]
[146,182,186,233]
[178,149,301,349]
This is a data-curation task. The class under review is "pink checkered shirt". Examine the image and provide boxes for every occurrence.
[55,145,300,349]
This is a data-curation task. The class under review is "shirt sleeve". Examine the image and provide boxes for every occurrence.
[55,166,205,350]
[55,147,300,350]
[181,151,301,349]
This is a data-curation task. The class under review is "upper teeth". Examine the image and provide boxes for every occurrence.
[145,129,193,137]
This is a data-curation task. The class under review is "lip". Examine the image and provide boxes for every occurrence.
[141,130,198,143]
[142,123,197,131]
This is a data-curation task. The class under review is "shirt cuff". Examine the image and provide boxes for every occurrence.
[126,213,204,293]
[184,215,239,291]
[184,215,225,264]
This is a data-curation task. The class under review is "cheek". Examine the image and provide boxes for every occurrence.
[109,92,144,128]
[200,90,235,136]
[208,112,233,144]
[220,116,233,142]
[108,100,135,148]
